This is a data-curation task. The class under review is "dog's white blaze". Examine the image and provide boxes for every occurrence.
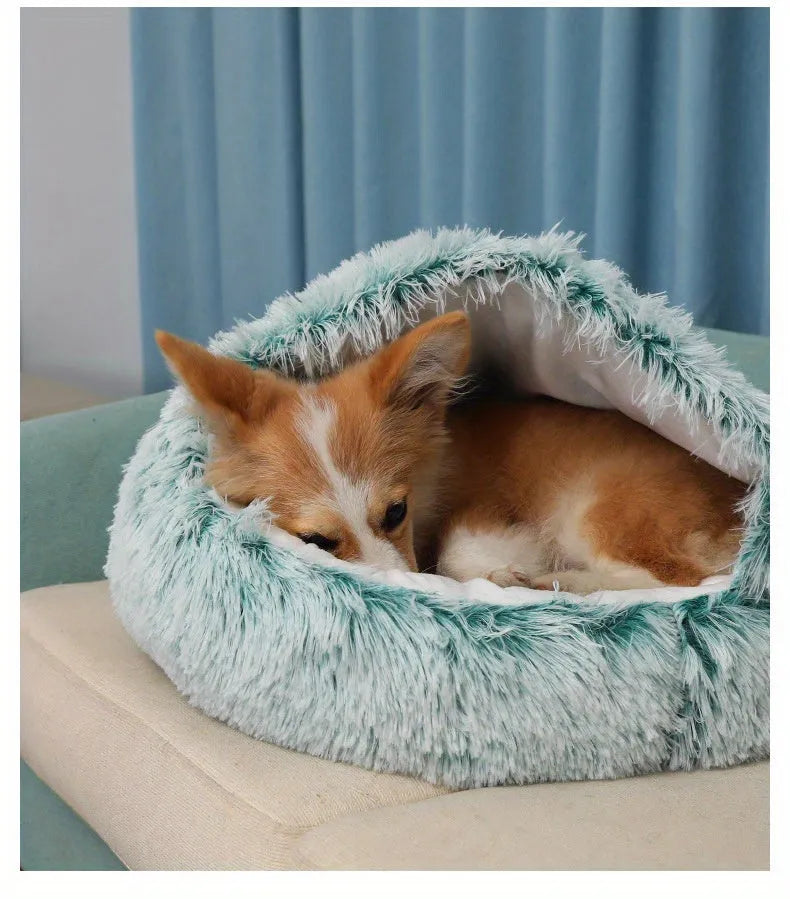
[297,397,408,571]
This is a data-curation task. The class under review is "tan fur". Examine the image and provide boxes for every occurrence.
[156,314,746,593]
[438,398,745,590]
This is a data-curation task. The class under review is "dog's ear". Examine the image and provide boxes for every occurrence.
[368,312,471,415]
[155,331,291,434]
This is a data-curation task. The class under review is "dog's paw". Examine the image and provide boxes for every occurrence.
[529,571,601,595]
[485,565,534,588]
[529,573,563,591]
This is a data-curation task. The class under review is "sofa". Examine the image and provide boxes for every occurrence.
[20,327,770,870]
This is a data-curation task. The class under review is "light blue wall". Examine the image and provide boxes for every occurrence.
[132,8,769,392]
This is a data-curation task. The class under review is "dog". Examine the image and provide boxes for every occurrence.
[156,312,745,594]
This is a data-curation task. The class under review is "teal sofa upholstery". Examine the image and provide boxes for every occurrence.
[20,328,768,870]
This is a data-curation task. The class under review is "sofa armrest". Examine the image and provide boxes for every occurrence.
[21,392,168,592]
[703,328,769,393]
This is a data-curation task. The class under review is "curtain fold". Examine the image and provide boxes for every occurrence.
[132,7,769,392]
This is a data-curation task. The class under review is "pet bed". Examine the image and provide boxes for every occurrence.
[106,228,769,788]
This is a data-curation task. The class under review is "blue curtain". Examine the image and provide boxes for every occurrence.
[132,7,769,392]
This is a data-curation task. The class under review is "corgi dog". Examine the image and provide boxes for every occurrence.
[156,312,745,594]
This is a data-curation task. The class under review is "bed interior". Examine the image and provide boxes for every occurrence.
[263,279,754,606]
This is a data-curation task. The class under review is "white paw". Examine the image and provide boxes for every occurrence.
[486,565,535,588]
[529,573,564,592]
[530,571,598,595]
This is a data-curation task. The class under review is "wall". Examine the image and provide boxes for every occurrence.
[21,8,142,398]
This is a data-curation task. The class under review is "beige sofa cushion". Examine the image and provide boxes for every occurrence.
[20,581,445,870]
[295,763,769,870]
[21,580,769,871]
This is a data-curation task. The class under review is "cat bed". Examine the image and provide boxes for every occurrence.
[106,228,769,788]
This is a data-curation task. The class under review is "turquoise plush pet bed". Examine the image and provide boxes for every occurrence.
[106,229,769,788]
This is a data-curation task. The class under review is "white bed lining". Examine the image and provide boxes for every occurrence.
[264,526,733,608]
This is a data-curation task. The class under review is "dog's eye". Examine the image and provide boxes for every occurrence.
[383,499,407,531]
[298,533,340,553]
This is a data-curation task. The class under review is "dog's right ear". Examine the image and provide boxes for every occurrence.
[368,312,471,417]
[155,331,291,434]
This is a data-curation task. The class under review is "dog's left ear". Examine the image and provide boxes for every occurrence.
[369,312,471,415]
